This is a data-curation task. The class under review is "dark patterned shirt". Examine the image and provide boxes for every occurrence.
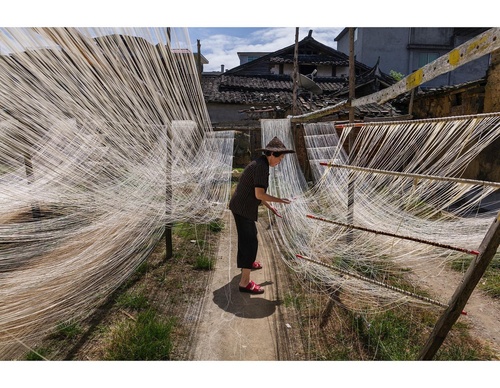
[229,155,269,221]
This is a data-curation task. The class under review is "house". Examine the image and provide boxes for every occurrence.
[335,27,492,89]
[201,30,401,132]
[392,47,500,184]
[200,29,404,169]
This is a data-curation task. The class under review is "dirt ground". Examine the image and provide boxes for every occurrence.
[9,207,497,363]
[408,260,500,356]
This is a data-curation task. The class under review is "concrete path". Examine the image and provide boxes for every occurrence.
[190,209,283,361]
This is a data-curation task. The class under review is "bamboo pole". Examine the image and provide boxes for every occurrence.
[320,162,500,189]
[418,211,500,360]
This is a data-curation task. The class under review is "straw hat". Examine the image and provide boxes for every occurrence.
[256,136,295,154]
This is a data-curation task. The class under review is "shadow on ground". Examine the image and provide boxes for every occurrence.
[212,274,282,319]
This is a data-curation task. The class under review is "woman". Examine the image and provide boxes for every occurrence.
[229,136,295,294]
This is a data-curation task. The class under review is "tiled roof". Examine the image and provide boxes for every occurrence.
[269,55,349,66]
[201,32,402,120]
[395,78,487,103]
[202,74,401,118]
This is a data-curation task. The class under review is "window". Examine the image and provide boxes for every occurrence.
[418,52,439,68]
[452,93,462,106]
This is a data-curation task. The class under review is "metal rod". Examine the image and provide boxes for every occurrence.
[306,214,480,256]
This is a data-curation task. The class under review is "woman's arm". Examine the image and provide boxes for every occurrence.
[255,187,291,218]
[255,187,290,204]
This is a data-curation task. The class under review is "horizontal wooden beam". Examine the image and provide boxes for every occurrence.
[320,162,500,189]
[353,27,500,106]
[289,28,500,122]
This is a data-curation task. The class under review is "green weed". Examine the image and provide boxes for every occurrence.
[25,348,50,361]
[105,310,175,360]
[51,320,83,340]
[194,254,213,270]
[450,252,500,297]
[116,289,150,310]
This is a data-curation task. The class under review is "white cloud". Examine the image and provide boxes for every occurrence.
[190,27,344,72]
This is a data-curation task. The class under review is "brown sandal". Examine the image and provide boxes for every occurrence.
[239,280,264,294]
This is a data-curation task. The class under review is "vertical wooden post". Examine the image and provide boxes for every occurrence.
[418,212,500,360]
[164,124,173,261]
[348,27,356,124]
[347,28,356,238]
[292,27,299,116]
[196,39,202,81]
[164,28,173,261]
[23,152,41,219]
[408,88,415,117]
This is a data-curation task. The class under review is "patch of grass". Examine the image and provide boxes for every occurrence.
[173,222,198,240]
[24,320,83,360]
[194,254,214,270]
[287,251,494,361]
[436,339,484,360]
[348,306,493,361]
[208,219,223,233]
[173,219,223,242]
[481,271,500,297]
[25,347,51,361]
[116,289,150,310]
[354,310,423,360]
[134,261,150,277]
[50,319,83,340]
[105,309,176,360]
[434,320,495,360]
[283,292,303,309]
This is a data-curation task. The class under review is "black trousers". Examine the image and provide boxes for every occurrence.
[232,212,258,269]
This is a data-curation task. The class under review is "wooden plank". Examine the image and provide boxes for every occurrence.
[290,100,349,123]
[418,211,500,360]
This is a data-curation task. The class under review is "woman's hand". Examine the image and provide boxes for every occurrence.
[269,205,282,218]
